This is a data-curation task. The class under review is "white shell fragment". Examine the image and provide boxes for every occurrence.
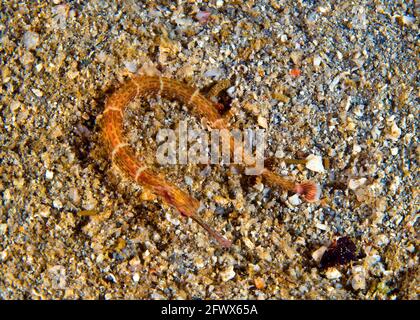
[348,178,367,190]
[312,246,328,263]
[387,121,401,141]
[288,194,302,206]
[305,154,325,173]
[124,60,138,73]
[313,55,322,67]
[257,116,268,128]
[23,31,40,50]
[45,170,54,180]
[325,267,342,280]
[351,266,366,290]
[220,265,236,281]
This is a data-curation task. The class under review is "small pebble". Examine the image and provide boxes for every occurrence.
[390,147,398,155]
[52,199,63,209]
[288,194,302,206]
[150,293,165,300]
[220,265,236,281]
[351,266,366,290]
[388,121,401,140]
[32,88,43,97]
[23,31,39,50]
[204,68,222,78]
[348,178,367,190]
[0,250,7,261]
[351,274,366,290]
[195,11,211,24]
[96,253,104,264]
[313,55,322,67]
[39,206,51,218]
[400,15,415,26]
[194,256,205,269]
[318,6,330,14]
[226,86,235,96]
[325,267,342,279]
[254,277,265,290]
[316,223,328,231]
[68,187,80,204]
[352,144,362,154]
[45,170,54,180]
[184,175,193,186]
[0,224,7,235]
[243,237,255,250]
[35,63,43,72]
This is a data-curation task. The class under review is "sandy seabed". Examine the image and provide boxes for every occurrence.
[0,0,418,299]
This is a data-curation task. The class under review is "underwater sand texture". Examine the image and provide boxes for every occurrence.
[0,1,418,299]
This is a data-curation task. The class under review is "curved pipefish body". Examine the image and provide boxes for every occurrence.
[100,75,320,248]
